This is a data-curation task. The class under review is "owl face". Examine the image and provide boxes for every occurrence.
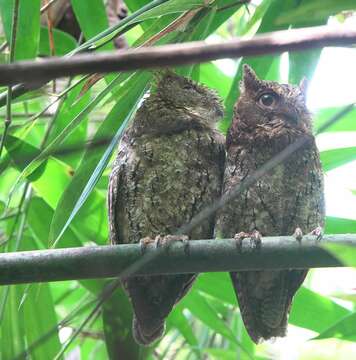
[236,64,311,132]
[156,72,224,122]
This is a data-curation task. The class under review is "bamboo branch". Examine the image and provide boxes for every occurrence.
[0,234,353,285]
[0,26,355,86]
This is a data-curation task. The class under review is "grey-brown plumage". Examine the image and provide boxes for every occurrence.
[216,65,325,343]
[108,71,225,345]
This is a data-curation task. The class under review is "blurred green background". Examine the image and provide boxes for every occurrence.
[0,0,356,359]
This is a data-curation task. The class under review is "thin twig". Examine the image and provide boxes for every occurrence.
[0,0,20,157]
[0,26,356,86]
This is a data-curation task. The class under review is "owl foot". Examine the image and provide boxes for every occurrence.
[154,235,190,254]
[250,230,262,250]
[234,230,261,252]
[139,237,155,254]
[309,226,323,242]
[293,227,303,244]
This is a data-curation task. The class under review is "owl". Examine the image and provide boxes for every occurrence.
[216,64,325,343]
[108,71,225,345]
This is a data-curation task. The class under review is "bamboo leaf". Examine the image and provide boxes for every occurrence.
[0,0,41,60]
[314,106,356,133]
[39,27,77,56]
[276,0,356,25]
[49,72,150,246]
[323,241,356,269]
[321,146,356,172]
[325,216,356,234]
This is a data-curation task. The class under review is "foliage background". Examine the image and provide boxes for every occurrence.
[0,0,356,359]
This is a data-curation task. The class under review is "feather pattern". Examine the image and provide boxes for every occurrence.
[108,71,225,345]
[217,65,325,343]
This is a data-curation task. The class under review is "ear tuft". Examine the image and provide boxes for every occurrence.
[299,77,308,97]
[241,64,261,93]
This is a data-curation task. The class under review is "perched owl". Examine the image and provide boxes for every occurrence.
[216,64,325,343]
[108,71,225,345]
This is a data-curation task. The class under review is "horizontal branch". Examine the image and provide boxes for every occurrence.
[0,234,353,285]
[1,25,356,86]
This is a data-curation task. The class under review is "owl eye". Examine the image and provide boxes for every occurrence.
[258,93,278,107]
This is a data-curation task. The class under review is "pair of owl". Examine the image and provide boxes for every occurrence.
[108,65,325,345]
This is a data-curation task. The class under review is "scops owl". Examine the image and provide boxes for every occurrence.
[108,71,225,345]
[216,64,325,343]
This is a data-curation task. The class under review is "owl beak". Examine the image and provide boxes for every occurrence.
[285,111,298,124]
[279,103,298,125]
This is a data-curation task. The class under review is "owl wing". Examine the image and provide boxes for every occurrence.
[108,141,130,246]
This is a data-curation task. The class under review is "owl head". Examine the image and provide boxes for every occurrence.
[235,64,311,134]
[155,71,224,124]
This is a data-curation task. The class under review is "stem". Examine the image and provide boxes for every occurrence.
[0,0,20,157]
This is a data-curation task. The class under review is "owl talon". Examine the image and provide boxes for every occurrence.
[250,230,262,250]
[154,235,165,249]
[309,226,323,242]
[293,227,303,244]
[154,235,190,253]
[140,237,155,254]
[234,232,251,252]
[180,235,190,255]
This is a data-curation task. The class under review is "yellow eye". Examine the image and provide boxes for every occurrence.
[258,93,277,107]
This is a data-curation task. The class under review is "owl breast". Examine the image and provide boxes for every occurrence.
[219,141,324,237]
[113,128,224,244]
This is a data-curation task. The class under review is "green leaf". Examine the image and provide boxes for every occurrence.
[46,81,90,168]
[204,348,254,360]
[4,134,73,209]
[314,312,356,341]
[22,284,61,359]
[39,27,77,56]
[276,0,356,25]
[102,287,142,360]
[49,71,150,246]
[28,197,82,248]
[325,216,356,234]
[135,0,204,22]
[0,286,26,359]
[179,290,239,345]
[0,0,41,60]
[314,106,356,133]
[323,243,356,268]
[71,0,114,52]
[71,0,181,54]
[289,287,351,333]
[197,274,351,335]
[200,62,233,99]
[27,197,106,296]
[288,0,329,84]
[15,73,127,181]
[5,135,108,245]
[320,146,356,172]
[194,272,236,305]
[167,310,200,349]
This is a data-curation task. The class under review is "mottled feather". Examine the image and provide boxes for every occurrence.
[108,71,225,345]
[217,64,325,343]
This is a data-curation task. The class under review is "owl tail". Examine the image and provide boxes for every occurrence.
[230,269,307,343]
[133,316,165,346]
[124,274,197,346]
